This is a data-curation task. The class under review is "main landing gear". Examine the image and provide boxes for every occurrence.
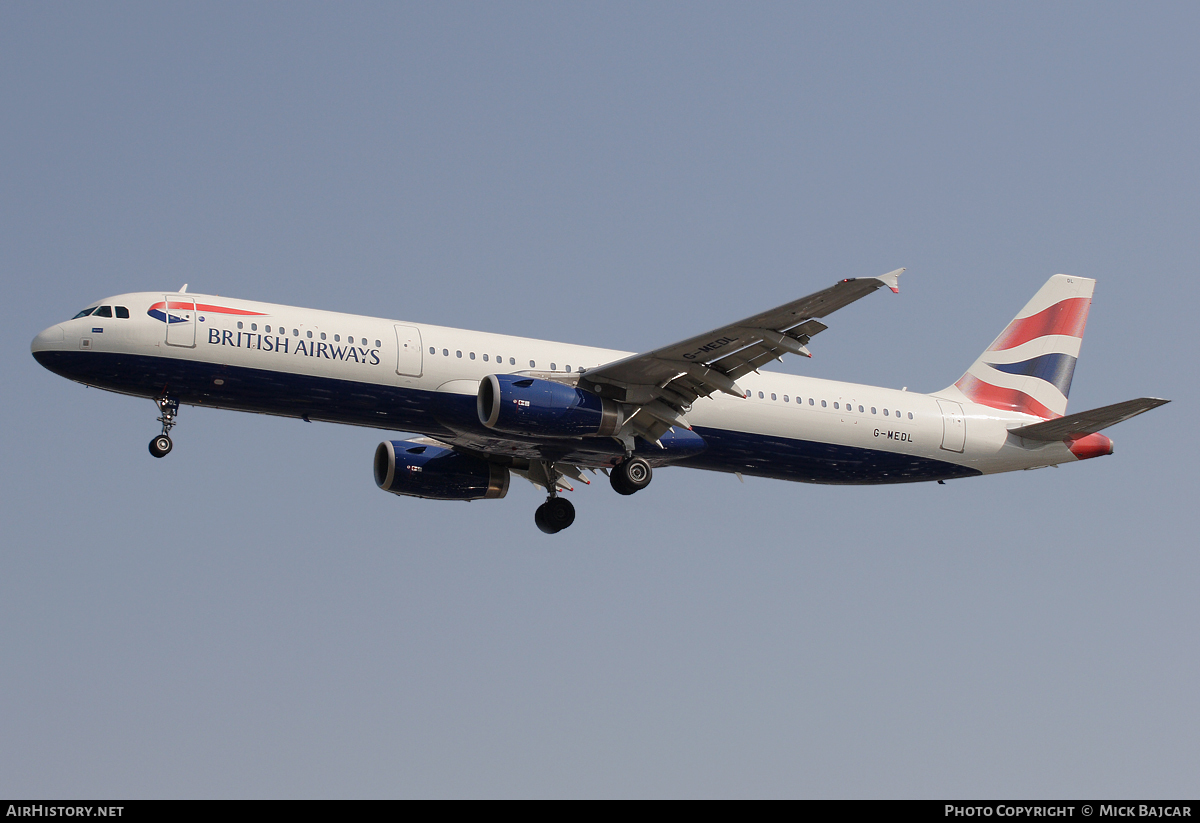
[530,460,577,535]
[534,495,575,535]
[610,456,652,496]
[148,396,179,458]
[530,456,652,534]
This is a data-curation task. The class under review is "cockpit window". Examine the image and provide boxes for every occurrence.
[72,306,98,319]
[94,306,113,318]
[115,306,130,318]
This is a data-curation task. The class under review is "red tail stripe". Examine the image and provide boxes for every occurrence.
[955,374,1061,420]
[988,297,1090,352]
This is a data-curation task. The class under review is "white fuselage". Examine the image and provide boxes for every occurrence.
[31,290,1088,484]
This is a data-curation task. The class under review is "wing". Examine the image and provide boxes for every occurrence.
[580,269,904,444]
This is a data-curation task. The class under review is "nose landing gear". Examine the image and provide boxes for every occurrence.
[149,434,173,458]
[149,396,179,458]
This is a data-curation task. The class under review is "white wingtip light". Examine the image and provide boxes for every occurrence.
[876,268,904,294]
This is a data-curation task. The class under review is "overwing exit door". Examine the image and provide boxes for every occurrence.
[394,324,423,377]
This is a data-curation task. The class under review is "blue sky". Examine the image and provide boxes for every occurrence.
[2,2,1197,797]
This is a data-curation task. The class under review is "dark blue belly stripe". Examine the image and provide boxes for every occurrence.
[33,350,980,485]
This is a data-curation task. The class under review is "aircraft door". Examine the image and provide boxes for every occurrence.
[394,324,423,377]
[936,399,966,453]
[164,295,196,348]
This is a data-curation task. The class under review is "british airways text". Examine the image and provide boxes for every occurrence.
[207,329,381,365]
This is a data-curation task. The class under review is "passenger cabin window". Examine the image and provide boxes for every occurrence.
[470,352,476,360]
[429,347,435,354]
[821,400,827,407]
[115,306,129,319]
[375,339,381,348]
[551,363,557,371]
[237,321,243,329]
[908,412,914,419]
[529,360,536,368]
[94,306,112,318]
[252,324,258,331]
[509,357,515,366]
[307,331,313,338]
[483,354,489,362]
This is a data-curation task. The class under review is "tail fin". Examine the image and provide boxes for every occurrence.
[948,274,1094,419]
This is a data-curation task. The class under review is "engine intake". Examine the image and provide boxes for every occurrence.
[374,440,509,501]
[477,374,623,438]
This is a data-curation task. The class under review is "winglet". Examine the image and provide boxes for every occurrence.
[876,268,904,294]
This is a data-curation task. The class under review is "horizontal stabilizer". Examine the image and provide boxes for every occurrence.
[1008,397,1170,441]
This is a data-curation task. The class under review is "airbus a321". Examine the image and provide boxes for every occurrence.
[31,270,1167,533]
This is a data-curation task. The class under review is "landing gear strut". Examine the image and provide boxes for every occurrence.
[610,456,652,495]
[535,496,575,534]
[149,396,178,458]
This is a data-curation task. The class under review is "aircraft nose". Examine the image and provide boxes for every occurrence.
[31,324,65,354]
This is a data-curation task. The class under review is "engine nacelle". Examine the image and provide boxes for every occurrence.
[477,374,623,438]
[374,440,509,501]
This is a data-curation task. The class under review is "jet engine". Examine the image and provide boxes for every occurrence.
[477,374,623,438]
[374,440,509,501]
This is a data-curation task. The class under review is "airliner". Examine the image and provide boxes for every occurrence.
[31,270,1167,533]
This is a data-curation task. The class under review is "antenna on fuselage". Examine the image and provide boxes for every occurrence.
[179,284,188,293]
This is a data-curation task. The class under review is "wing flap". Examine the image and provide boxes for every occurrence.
[1008,397,1170,441]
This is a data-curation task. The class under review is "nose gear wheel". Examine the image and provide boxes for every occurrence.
[149,395,179,458]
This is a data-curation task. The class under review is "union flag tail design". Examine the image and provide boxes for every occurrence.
[950,274,1094,419]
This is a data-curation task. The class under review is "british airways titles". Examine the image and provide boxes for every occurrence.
[206,328,381,366]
